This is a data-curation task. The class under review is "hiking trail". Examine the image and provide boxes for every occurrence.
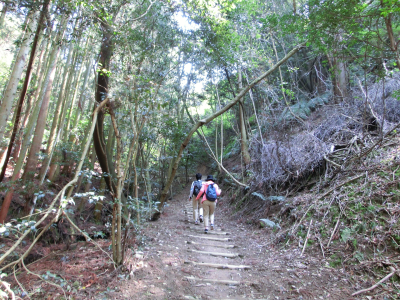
[114,181,356,300]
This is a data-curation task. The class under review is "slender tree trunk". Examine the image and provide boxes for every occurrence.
[64,38,90,146]
[22,23,66,180]
[0,10,39,143]
[0,3,49,182]
[141,147,152,219]
[93,20,116,194]
[65,117,95,198]
[93,176,106,219]
[237,67,251,166]
[132,153,140,225]
[106,123,116,179]
[71,57,93,130]
[12,37,49,163]
[382,8,400,69]
[332,31,348,102]
[0,18,67,221]
[39,40,76,180]
[21,24,67,214]
[47,53,79,181]
[0,3,7,28]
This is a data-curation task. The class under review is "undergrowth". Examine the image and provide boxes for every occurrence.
[227,127,400,297]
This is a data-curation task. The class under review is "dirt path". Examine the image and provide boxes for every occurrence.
[111,183,357,300]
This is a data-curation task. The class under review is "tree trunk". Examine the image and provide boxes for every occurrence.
[141,146,152,219]
[237,67,251,166]
[39,40,76,180]
[106,122,116,180]
[382,5,400,69]
[63,38,90,146]
[2,23,65,184]
[0,3,7,28]
[0,10,39,143]
[47,51,79,181]
[332,31,348,102]
[93,176,106,220]
[71,56,93,130]
[93,20,117,195]
[21,19,68,213]
[132,153,140,225]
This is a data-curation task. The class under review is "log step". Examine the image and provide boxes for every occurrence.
[185,276,244,285]
[185,241,236,248]
[187,249,241,258]
[188,227,230,235]
[186,234,232,242]
[184,261,251,269]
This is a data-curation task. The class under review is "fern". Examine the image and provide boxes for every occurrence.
[279,92,331,122]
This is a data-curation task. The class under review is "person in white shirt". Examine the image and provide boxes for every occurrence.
[188,173,203,225]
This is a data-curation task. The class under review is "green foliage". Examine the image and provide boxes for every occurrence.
[279,92,330,121]
[223,136,240,158]
[328,253,342,268]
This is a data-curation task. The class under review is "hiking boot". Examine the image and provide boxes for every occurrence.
[210,224,214,230]
[199,215,203,223]
[204,229,208,234]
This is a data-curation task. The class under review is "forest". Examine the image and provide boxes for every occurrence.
[0,0,400,299]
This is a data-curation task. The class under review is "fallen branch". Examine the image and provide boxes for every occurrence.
[317,236,325,258]
[300,220,312,257]
[348,119,400,165]
[352,268,398,296]
[324,155,341,168]
[327,213,341,248]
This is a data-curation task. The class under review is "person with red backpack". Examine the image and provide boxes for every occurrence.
[189,173,204,225]
[196,175,221,233]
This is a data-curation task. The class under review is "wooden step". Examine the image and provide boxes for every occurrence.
[186,234,232,242]
[184,261,251,269]
[185,276,244,285]
[187,249,241,258]
[185,241,236,248]
[188,227,230,235]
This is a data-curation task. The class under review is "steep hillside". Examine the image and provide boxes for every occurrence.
[220,74,400,297]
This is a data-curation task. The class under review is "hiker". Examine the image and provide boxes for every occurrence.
[196,175,221,233]
[189,173,203,225]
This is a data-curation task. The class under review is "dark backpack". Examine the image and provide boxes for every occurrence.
[193,181,202,196]
[205,183,217,201]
